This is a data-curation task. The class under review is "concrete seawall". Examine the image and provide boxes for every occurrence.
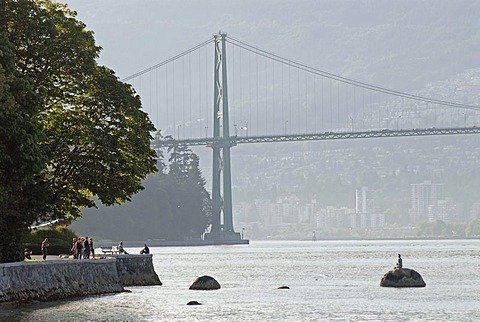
[114,254,162,286]
[0,255,161,304]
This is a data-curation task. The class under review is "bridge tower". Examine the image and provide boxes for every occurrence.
[204,33,247,244]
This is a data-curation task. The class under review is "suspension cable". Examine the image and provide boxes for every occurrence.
[227,36,480,111]
[122,38,213,82]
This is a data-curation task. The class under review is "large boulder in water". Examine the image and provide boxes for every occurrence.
[189,275,221,290]
[380,267,426,287]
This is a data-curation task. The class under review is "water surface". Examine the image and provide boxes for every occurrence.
[1,239,479,321]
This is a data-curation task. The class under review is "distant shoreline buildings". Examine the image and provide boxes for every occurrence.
[233,178,476,237]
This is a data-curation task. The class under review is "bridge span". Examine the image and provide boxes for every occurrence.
[155,126,480,147]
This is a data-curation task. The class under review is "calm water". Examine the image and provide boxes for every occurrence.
[1,240,480,321]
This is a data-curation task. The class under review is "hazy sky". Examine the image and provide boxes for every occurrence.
[63,0,480,91]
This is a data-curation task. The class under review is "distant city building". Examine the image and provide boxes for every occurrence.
[351,186,385,229]
[410,180,445,223]
[316,206,354,229]
[350,212,385,229]
[470,203,480,219]
[428,198,457,223]
[355,186,377,214]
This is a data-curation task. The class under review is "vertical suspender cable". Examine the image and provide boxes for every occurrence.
[205,46,209,136]
[256,54,259,134]
[281,63,284,134]
[305,71,308,133]
[166,65,169,135]
[248,51,252,137]
[172,62,175,135]
[155,69,159,130]
[314,75,316,133]
[297,68,300,132]
[198,48,202,137]
[330,79,333,130]
[239,45,242,132]
[289,65,291,134]
[265,56,268,134]
[272,59,275,134]
[189,54,192,138]
[149,72,152,127]
[182,57,185,138]
[321,77,324,131]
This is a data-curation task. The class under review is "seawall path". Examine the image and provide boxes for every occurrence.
[0,254,161,304]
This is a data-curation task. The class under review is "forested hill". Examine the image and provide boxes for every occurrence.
[65,0,480,92]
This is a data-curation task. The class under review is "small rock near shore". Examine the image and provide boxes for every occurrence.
[187,301,202,305]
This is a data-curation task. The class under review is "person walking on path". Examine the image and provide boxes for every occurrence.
[41,238,50,260]
[71,238,78,259]
[83,237,90,259]
[75,238,83,260]
[89,238,95,259]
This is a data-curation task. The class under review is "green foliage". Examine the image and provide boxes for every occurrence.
[416,220,445,237]
[0,0,157,262]
[1,0,156,220]
[0,26,50,262]
[24,226,79,256]
[71,145,212,241]
[465,220,480,237]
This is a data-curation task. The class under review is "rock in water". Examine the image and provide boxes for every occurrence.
[189,275,221,290]
[186,301,202,305]
[380,268,426,287]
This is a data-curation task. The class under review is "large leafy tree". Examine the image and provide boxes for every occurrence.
[0,30,50,261]
[0,0,156,262]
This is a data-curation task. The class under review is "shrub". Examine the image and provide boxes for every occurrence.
[23,226,79,255]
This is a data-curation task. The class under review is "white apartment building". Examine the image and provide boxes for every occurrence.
[410,180,445,223]
[352,186,385,228]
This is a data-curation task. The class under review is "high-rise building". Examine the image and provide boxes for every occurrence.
[352,187,384,228]
[411,180,445,223]
[356,186,376,214]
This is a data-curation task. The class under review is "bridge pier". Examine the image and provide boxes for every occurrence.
[203,32,249,245]
[203,231,247,244]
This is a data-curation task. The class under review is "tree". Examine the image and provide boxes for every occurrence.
[465,220,480,237]
[164,145,211,239]
[0,0,156,262]
[0,30,51,261]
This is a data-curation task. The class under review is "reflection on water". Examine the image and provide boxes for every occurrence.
[1,239,480,321]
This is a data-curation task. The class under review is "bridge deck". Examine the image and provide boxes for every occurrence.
[154,126,480,147]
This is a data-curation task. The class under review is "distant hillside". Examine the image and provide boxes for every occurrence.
[65,0,480,91]
[66,0,480,239]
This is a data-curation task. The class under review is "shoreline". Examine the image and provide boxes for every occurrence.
[94,236,479,248]
[0,254,161,305]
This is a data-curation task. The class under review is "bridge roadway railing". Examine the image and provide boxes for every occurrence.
[153,126,480,148]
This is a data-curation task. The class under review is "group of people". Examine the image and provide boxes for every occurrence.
[25,237,150,260]
[117,242,150,255]
[71,236,95,259]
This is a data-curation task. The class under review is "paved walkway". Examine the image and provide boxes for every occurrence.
[28,254,102,261]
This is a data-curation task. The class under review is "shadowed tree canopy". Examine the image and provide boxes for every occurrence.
[0,0,156,262]
[71,139,212,241]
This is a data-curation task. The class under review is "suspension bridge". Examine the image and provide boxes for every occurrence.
[124,32,480,244]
